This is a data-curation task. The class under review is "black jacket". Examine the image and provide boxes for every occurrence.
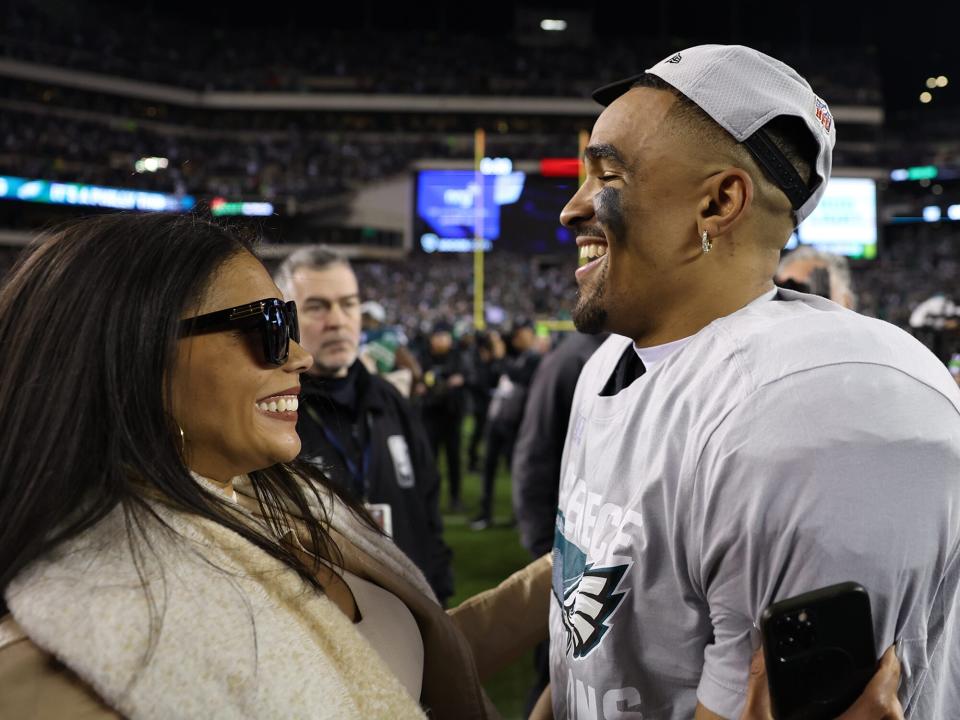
[420,348,468,418]
[296,362,454,602]
[487,349,542,433]
[511,333,608,557]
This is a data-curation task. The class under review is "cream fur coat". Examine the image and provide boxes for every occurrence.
[5,477,435,719]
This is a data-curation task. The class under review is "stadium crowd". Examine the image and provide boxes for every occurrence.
[2,3,881,102]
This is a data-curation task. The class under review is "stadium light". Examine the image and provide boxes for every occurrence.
[948,205,960,221]
[479,157,513,175]
[920,91,933,104]
[894,165,939,181]
[134,157,169,174]
[540,19,567,31]
[937,75,949,87]
[210,197,274,217]
[926,77,938,89]
[922,206,941,222]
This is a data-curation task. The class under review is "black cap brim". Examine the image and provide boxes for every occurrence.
[591,74,648,106]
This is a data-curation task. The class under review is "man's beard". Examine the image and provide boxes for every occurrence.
[311,346,357,378]
[572,259,608,334]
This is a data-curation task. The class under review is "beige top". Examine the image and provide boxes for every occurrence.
[193,471,425,699]
[342,569,424,700]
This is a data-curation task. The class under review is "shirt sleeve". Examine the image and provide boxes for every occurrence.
[690,364,960,718]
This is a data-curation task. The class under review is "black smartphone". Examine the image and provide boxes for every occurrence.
[760,582,877,720]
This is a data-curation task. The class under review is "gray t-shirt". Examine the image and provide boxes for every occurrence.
[550,290,960,719]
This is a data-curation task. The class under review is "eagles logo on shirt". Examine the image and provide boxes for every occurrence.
[552,512,629,658]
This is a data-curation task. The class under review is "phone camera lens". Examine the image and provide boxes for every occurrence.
[796,610,816,649]
[773,611,817,656]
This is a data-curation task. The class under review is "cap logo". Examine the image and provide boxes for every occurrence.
[666,53,682,64]
[814,97,833,133]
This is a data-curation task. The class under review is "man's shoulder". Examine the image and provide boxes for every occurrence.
[363,372,422,423]
[714,292,957,401]
[365,371,405,401]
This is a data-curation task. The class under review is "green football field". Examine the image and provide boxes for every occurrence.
[437,421,542,720]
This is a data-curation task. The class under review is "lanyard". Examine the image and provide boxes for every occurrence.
[305,402,371,498]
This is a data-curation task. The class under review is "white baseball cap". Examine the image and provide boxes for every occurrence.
[360,301,386,323]
[592,44,836,225]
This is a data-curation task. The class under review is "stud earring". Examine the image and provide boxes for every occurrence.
[701,230,712,254]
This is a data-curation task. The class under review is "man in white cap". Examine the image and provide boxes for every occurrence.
[358,300,422,398]
[550,45,960,718]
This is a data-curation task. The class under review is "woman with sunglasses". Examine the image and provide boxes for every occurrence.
[0,213,554,719]
[0,213,902,719]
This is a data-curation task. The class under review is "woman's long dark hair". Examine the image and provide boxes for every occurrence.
[0,212,377,619]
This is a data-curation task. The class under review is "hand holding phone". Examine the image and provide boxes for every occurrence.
[760,582,878,720]
[740,645,903,720]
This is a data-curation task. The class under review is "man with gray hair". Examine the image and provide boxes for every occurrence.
[550,44,960,718]
[275,246,453,603]
[777,244,857,310]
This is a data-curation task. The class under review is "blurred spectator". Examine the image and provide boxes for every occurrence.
[471,320,541,530]
[777,245,857,309]
[418,323,468,512]
[464,330,504,473]
[358,300,422,398]
[275,246,453,602]
[512,331,607,556]
[511,329,607,714]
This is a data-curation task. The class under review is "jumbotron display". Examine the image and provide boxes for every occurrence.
[414,170,877,259]
[413,169,577,255]
[787,177,878,259]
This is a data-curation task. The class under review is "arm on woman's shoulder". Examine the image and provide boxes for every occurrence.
[447,553,552,681]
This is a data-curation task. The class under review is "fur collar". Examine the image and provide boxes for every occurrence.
[5,484,429,719]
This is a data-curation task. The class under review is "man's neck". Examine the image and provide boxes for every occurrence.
[630,280,775,347]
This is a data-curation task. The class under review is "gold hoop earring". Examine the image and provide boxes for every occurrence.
[701,230,712,254]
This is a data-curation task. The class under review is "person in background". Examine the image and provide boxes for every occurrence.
[276,246,453,603]
[358,300,423,398]
[418,322,468,512]
[511,328,608,714]
[465,330,505,474]
[512,330,608,558]
[776,245,856,309]
[471,320,541,531]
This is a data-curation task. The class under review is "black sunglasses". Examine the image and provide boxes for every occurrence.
[180,298,300,366]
